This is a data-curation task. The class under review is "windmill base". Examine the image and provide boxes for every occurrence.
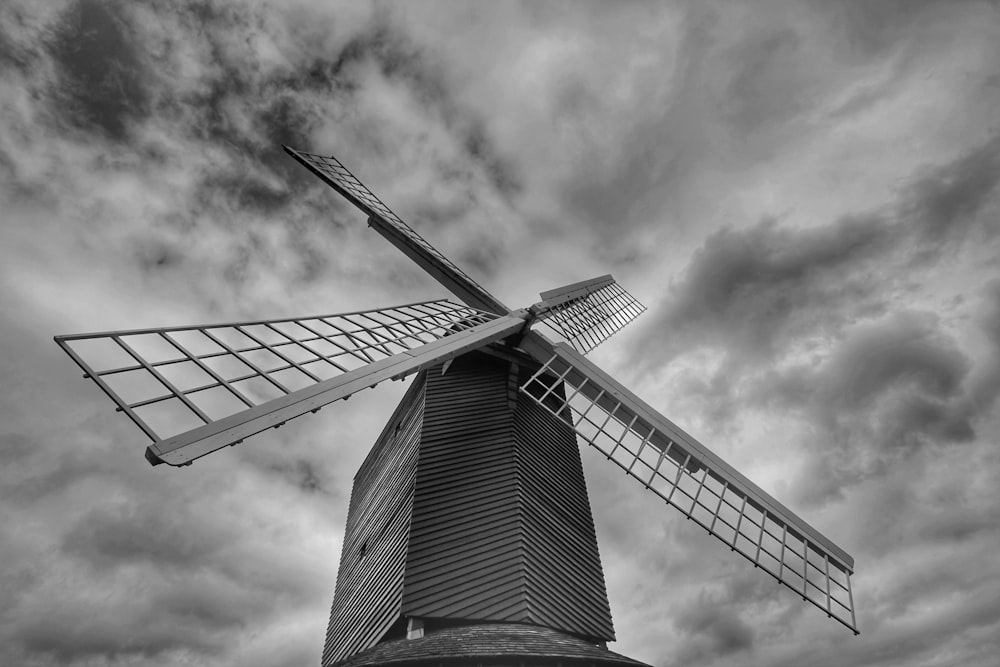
[329,622,651,667]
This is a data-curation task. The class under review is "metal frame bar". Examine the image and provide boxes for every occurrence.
[54,337,161,442]
[283,146,508,315]
[533,277,646,355]
[516,333,858,634]
[647,438,672,486]
[733,495,748,550]
[158,332,255,409]
[112,335,212,424]
[203,328,292,395]
[145,311,527,466]
[54,300,511,466]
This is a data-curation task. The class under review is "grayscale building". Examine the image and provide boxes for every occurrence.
[56,143,858,667]
[323,350,625,666]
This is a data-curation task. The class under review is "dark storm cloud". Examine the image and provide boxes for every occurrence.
[0,0,349,307]
[722,27,807,136]
[643,133,1000,369]
[342,18,447,107]
[125,5,522,290]
[751,308,986,507]
[544,0,1000,271]
[445,227,506,287]
[545,4,822,251]
[62,500,236,570]
[560,115,679,244]
[257,457,332,495]
[462,118,522,200]
[968,280,1000,408]
[619,132,1000,546]
[783,303,1000,512]
[311,17,520,281]
[132,236,186,272]
[200,172,293,214]
[147,4,326,178]
[10,546,315,661]
[0,297,337,665]
[651,214,891,364]
[554,43,695,247]
[3,445,105,507]
[816,0,968,59]
[3,437,330,665]
[15,615,219,662]
[673,591,755,662]
[361,20,523,208]
[305,12,522,204]
[919,510,997,545]
[0,3,46,73]
[817,313,968,414]
[903,134,1000,248]
[47,0,150,141]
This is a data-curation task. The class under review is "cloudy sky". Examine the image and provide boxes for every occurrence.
[2,1,1000,665]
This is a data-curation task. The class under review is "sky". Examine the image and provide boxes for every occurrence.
[1,1,999,666]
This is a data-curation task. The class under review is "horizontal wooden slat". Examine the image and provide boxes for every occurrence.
[398,351,615,642]
[322,379,425,666]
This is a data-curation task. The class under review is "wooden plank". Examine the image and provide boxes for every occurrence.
[514,367,615,641]
[399,351,615,642]
[322,381,425,665]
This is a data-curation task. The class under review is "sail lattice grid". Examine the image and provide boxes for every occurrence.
[55,300,498,445]
[520,350,858,634]
[285,147,502,313]
[536,278,646,355]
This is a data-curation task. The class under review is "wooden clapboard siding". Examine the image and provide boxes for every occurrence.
[400,350,615,642]
[401,352,528,623]
[322,378,426,666]
[514,362,616,641]
[325,348,616,665]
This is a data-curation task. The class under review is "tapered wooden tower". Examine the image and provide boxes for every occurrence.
[55,143,858,667]
[323,350,618,665]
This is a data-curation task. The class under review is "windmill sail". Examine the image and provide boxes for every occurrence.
[532,274,646,354]
[55,300,523,466]
[284,146,508,315]
[55,131,859,659]
[518,333,858,634]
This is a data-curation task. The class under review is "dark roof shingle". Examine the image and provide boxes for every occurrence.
[333,623,651,667]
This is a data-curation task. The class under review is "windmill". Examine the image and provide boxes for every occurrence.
[55,145,858,666]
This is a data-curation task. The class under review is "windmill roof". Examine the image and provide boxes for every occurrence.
[332,623,651,667]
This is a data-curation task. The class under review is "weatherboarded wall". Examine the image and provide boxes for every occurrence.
[322,378,426,666]
[401,352,526,622]
[401,350,615,642]
[515,361,615,640]
[324,349,615,666]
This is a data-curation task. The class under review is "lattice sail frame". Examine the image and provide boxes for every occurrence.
[519,343,858,634]
[284,146,507,315]
[55,300,517,466]
[55,138,858,634]
[534,275,646,355]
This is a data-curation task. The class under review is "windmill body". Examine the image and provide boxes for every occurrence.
[325,350,614,665]
[55,144,858,666]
